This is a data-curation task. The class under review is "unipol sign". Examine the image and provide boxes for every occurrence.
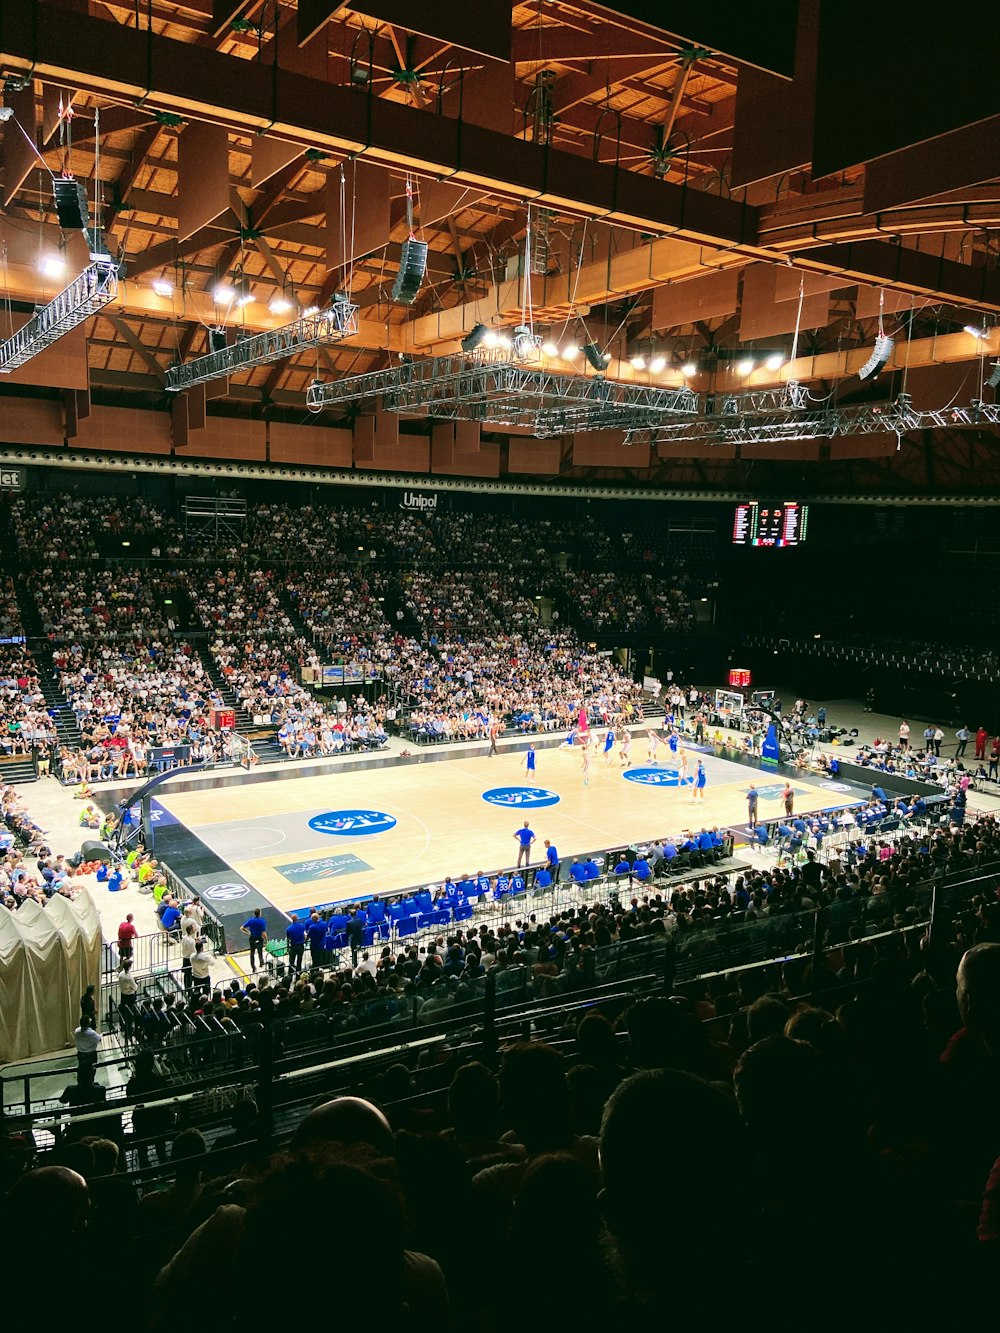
[399,490,438,511]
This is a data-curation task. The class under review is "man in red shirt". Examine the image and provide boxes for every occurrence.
[118,913,139,961]
[976,726,988,761]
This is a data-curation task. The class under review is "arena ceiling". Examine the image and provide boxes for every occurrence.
[1,0,999,495]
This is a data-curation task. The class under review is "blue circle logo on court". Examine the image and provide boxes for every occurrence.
[622,766,683,787]
[308,809,398,837]
[821,781,851,793]
[482,786,561,808]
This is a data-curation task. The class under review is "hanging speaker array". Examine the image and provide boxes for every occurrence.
[391,238,428,305]
[53,176,90,232]
[857,333,894,382]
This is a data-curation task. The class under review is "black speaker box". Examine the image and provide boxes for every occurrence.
[391,239,428,305]
[53,176,90,231]
[209,327,228,353]
[81,839,113,863]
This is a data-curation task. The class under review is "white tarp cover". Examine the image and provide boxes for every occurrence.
[0,891,103,1063]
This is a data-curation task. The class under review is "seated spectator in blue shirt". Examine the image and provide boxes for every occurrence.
[569,859,588,883]
[533,867,552,889]
[476,874,492,897]
[494,873,511,898]
[632,857,651,881]
[680,835,697,853]
[697,830,714,851]
[613,859,632,876]
[663,841,678,862]
[160,901,182,931]
[871,784,887,802]
[510,873,525,894]
[582,859,601,880]
[108,866,124,893]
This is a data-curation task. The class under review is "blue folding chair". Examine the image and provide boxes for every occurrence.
[453,903,474,923]
[396,917,418,939]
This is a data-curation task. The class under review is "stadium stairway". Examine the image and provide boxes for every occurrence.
[198,653,285,764]
[0,751,38,784]
[17,612,86,753]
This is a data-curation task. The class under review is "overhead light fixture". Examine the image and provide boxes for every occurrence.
[857,332,894,382]
[302,305,320,317]
[736,357,754,376]
[152,278,173,298]
[512,324,541,360]
[562,343,580,359]
[213,282,234,305]
[583,341,610,372]
[0,254,119,372]
[269,293,293,315]
[482,329,499,349]
[462,322,488,353]
[39,254,65,280]
[630,355,646,371]
[965,324,988,340]
[681,361,698,377]
[0,107,13,124]
[542,340,559,358]
[496,332,512,349]
[235,282,254,309]
[649,355,667,373]
[765,353,784,371]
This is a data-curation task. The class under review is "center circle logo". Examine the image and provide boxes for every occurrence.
[622,766,683,787]
[482,786,561,808]
[821,781,851,793]
[309,809,398,837]
[203,883,250,901]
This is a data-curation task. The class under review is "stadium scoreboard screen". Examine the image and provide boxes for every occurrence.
[732,501,809,547]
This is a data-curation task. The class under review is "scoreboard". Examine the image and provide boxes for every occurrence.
[732,501,809,547]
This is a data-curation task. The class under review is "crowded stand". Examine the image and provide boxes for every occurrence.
[0,642,54,755]
[9,492,183,562]
[28,566,183,641]
[285,569,391,652]
[5,806,999,1323]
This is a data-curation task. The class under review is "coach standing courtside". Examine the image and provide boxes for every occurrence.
[514,820,536,867]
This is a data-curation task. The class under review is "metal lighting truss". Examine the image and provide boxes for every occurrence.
[623,389,1000,448]
[304,354,699,435]
[164,299,359,392]
[0,254,119,373]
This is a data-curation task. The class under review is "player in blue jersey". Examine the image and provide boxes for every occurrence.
[603,728,615,766]
[523,744,537,775]
[693,759,707,802]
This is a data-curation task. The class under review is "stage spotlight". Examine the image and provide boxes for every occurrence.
[542,340,559,357]
[630,354,646,371]
[965,324,987,340]
[213,282,234,305]
[736,357,754,376]
[0,107,13,124]
[302,305,320,317]
[649,355,667,373]
[39,254,65,279]
[269,293,293,315]
[512,324,540,359]
[235,279,254,308]
[562,343,580,359]
[765,352,784,371]
[583,341,610,372]
[152,278,173,298]
[461,322,488,353]
[482,329,499,348]
[681,361,698,377]
[857,332,894,381]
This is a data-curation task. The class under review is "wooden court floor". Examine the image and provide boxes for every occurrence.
[157,746,860,915]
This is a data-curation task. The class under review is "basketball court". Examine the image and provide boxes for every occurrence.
[154,741,870,920]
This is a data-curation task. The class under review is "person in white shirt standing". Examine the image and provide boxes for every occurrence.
[898,720,910,751]
[190,940,212,995]
[73,1015,102,1087]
